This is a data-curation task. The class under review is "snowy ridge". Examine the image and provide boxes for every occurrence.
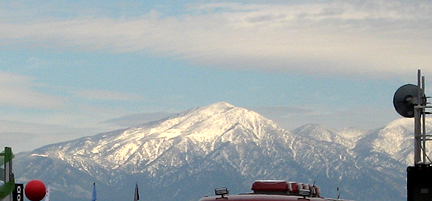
[369,118,432,166]
[13,102,415,201]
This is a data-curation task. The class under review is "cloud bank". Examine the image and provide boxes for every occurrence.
[1,1,431,78]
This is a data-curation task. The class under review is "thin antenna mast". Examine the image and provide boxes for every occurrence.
[422,74,427,163]
[414,69,422,164]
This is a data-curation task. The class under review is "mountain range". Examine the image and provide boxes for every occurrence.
[12,102,431,201]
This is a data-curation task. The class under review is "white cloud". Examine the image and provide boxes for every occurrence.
[103,112,174,127]
[0,1,431,78]
[252,105,401,130]
[0,119,114,153]
[74,89,142,101]
[0,71,67,109]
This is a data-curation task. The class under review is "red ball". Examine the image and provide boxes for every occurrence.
[25,180,46,201]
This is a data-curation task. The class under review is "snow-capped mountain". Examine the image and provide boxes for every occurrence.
[13,102,416,201]
[359,118,432,166]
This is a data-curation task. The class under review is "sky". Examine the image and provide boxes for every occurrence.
[1,0,432,153]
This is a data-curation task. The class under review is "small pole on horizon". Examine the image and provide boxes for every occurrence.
[134,182,139,201]
[92,183,96,201]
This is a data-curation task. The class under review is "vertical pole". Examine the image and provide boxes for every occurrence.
[422,75,427,163]
[415,107,421,164]
[414,70,422,165]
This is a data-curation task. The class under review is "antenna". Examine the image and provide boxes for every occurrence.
[393,84,420,118]
[395,70,432,201]
[393,69,431,165]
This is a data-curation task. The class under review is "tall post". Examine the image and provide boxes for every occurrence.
[422,75,427,163]
[414,69,422,164]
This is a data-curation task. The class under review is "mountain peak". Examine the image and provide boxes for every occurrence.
[183,102,235,116]
[157,102,280,141]
[39,102,284,171]
[13,102,410,201]
[207,102,234,108]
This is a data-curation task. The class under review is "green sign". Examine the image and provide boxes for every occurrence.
[0,147,15,199]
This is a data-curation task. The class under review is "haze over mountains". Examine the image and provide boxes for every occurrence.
[12,102,430,201]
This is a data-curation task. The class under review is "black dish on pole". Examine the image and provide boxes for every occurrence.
[393,84,420,118]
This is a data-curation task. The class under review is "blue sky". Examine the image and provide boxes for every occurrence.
[1,0,431,153]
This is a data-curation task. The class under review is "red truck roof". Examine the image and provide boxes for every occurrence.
[199,194,327,201]
[198,180,332,201]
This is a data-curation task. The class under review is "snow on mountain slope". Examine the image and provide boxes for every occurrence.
[17,102,292,175]
[363,118,432,166]
[291,124,369,149]
[74,102,290,172]
[13,102,410,201]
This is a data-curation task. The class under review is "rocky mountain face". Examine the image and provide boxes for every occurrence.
[12,102,427,201]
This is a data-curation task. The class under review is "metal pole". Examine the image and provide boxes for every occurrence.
[415,108,422,164]
[414,69,422,164]
[422,75,427,163]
